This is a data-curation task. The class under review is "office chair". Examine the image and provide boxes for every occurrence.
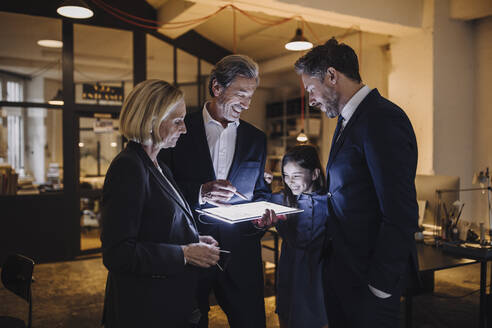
[0,254,34,328]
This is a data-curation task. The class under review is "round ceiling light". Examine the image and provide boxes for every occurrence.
[57,0,94,19]
[37,40,63,48]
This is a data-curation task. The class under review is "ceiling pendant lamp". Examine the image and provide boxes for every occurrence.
[48,89,64,106]
[285,28,313,51]
[296,129,308,143]
[57,0,94,19]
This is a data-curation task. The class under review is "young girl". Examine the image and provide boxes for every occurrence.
[271,145,329,328]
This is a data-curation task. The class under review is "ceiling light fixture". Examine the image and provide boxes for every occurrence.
[57,0,94,19]
[48,89,64,106]
[37,40,63,48]
[285,28,313,51]
[296,129,308,143]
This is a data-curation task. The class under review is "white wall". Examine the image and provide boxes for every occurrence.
[388,0,434,175]
[473,16,492,225]
[279,0,423,28]
[433,0,475,221]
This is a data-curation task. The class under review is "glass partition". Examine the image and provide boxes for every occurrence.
[0,107,63,194]
[177,49,199,112]
[74,24,133,105]
[201,60,214,105]
[79,115,122,251]
[147,34,173,82]
[79,116,121,182]
[0,12,62,105]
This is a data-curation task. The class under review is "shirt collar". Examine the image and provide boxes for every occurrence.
[202,101,240,128]
[339,85,372,123]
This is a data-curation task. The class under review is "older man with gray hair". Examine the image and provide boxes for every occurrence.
[160,54,269,328]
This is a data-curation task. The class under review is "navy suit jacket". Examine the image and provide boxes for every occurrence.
[325,89,419,295]
[101,141,200,328]
[159,109,270,284]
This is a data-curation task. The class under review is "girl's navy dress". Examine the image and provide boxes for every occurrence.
[271,191,328,328]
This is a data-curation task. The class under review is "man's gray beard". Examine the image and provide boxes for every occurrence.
[326,111,337,119]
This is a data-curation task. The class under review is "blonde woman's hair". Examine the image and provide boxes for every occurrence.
[119,80,184,145]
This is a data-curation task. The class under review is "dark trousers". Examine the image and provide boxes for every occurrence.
[323,265,404,328]
[195,266,266,328]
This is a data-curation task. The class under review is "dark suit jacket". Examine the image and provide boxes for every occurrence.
[159,109,270,285]
[325,89,419,295]
[101,141,200,328]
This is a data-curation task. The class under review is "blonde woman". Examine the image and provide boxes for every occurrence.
[101,80,220,328]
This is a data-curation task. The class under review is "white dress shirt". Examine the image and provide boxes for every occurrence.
[339,85,372,132]
[203,102,239,179]
[198,103,239,204]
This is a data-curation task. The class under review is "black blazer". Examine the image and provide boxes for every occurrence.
[101,141,199,328]
[325,89,419,294]
[159,109,270,284]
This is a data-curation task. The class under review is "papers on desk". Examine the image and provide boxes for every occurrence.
[196,201,303,224]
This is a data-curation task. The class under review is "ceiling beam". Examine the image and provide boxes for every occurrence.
[155,0,217,39]
[173,30,232,64]
[450,0,492,20]
[188,0,421,37]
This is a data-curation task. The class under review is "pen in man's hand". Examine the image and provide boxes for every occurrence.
[219,249,231,253]
[234,190,248,201]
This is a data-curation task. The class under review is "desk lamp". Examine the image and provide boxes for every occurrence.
[472,168,491,244]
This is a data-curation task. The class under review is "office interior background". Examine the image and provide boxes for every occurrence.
[1,0,492,327]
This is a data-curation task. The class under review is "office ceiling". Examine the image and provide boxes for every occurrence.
[0,2,390,88]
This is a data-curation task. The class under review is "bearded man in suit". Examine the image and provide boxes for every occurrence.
[294,38,419,328]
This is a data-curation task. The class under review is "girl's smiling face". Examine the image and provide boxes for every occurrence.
[283,161,319,196]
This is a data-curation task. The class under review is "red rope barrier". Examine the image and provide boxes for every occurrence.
[89,0,321,44]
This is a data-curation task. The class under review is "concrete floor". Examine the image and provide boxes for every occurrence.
[0,255,487,328]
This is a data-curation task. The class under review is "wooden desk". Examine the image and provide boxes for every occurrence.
[417,243,478,272]
[440,242,492,328]
[405,243,479,328]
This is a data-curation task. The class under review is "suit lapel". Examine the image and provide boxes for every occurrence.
[148,165,196,223]
[192,110,217,181]
[327,89,379,169]
[227,121,243,182]
[129,141,195,222]
[160,165,193,215]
